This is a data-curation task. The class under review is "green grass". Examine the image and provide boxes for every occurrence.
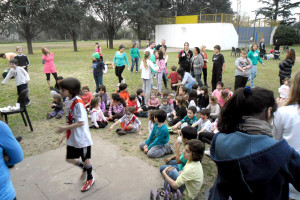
[0,40,299,199]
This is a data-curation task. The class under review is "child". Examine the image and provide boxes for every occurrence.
[148,110,156,135]
[108,107,142,136]
[225,86,233,98]
[127,94,148,118]
[192,109,212,138]
[187,90,199,112]
[160,98,173,116]
[168,66,181,92]
[104,93,126,121]
[219,90,229,107]
[116,83,129,102]
[172,106,198,131]
[56,77,94,192]
[47,94,64,119]
[174,86,188,109]
[155,50,165,96]
[136,88,148,111]
[89,97,107,129]
[198,86,209,110]
[80,85,93,108]
[212,81,224,104]
[14,46,30,72]
[206,95,220,121]
[91,53,105,93]
[99,85,110,107]
[139,110,173,158]
[169,96,187,126]
[278,78,290,100]
[147,91,160,110]
[211,45,225,91]
[50,76,64,97]
[162,91,174,106]
[95,42,103,61]
[2,58,31,106]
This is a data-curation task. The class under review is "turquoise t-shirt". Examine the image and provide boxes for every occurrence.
[113,51,130,67]
[247,50,263,65]
[180,115,198,126]
[130,48,140,59]
[145,123,169,149]
[178,153,188,171]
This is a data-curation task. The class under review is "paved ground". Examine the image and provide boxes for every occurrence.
[11,135,163,200]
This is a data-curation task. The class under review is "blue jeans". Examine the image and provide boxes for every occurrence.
[160,160,179,173]
[250,65,257,88]
[186,81,196,90]
[164,168,185,193]
[136,112,148,118]
[94,75,103,93]
[195,74,203,87]
[131,58,139,72]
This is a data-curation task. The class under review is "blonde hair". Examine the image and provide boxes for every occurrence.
[16,46,23,51]
[41,47,48,55]
[286,71,300,106]
[143,51,150,70]
[200,45,206,52]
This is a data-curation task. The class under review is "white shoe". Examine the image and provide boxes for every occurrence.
[117,83,120,87]
[204,149,210,157]
[152,86,157,90]
[122,79,126,83]
[128,67,130,70]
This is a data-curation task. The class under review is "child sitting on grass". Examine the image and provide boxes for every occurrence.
[212,81,224,104]
[104,93,126,121]
[127,94,148,118]
[136,88,148,111]
[89,97,107,129]
[47,94,64,119]
[172,106,197,133]
[198,86,209,110]
[160,98,173,117]
[139,110,173,158]
[80,85,93,109]
[191,109,212,139]
[116,83,129,102]
[108,107,142,136]
[147,91,160,110]
[219,89,229,107]
[99,85,110,108]
[168,65,181,92]
[207,95,220,121]
[169,96,187,126]
[148,110,157,135]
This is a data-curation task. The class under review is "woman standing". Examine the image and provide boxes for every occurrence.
[41,47,58,88]
[190,47,204,87]
[278,49,295,85]
[0,120,23,200]
[247,43,265,88]
[160,47,168,89]
[200,45,209,86]
[178,42,193,74]
[234,50,252,90]
[172,68,196,91]
[113,45,130,86]
[273,71,300,200]
[130,43,140,73]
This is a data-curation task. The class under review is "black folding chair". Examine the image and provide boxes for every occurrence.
[231,47,236,57]
[236,48,241,57]
[1,89,33,131]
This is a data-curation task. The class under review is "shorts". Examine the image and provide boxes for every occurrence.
[66,145,91,162]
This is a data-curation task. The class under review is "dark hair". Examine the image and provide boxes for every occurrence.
[175,96,186,108]
[200,109,210,117]
[125,106,135,114]
[131,42,137,48]
[192,84,198,90]
[111,93,126,107]
[176,85,188,96]
[194,47,200,54]
[90,97,100,109]
[82,85,90,91]
[59,77,81,98]
[250,43,258,51]
[95,42,99,45]
[286,71,300,106]
[210,95,218,104]
[286,49,296,64]
[188,90,198,103]
[158,50,164,60]
[221,90,229,102]
[0,53,5,57]
[200,86,208,97]
[99,85,106,92]
[119,45,125,50]
[154,109,167,123]
[129,94,137,101]
[161,98,169,103]
[136,88,143,95]
[9,58,18,65]
[185,139,205,161]
[217,81,224,88]
[188,106,197,114]
[148,110,157,123]
[214,45,221,51]
[181,126,197,140]
[149,41,155,45]
[162,91,169,98]
[57,76,63,80]
[184,42,189,47]
[282,77,290,84]
[171,66,177,71]
[118,83,127,92]
[177,68,185,79]
[218,87,277,133]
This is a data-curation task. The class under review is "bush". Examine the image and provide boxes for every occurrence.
[273,25,297,45]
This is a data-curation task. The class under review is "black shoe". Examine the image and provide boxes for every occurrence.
[56,114,63,119]
[116,128,121,133]
[25,100,31,107]
[117,130,127,136]
[16,136,22,142]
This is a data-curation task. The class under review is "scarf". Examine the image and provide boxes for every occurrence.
[239,116,273,137]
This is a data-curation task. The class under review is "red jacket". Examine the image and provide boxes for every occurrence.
[127,99,138,113]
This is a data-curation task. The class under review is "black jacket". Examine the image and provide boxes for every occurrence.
[279,58,294,78]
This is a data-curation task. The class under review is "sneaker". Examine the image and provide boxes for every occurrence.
[46,113,52,119]
[117,83,120,87]
[117,130,127,136]
[204,149,211,157]
[122,79,126,83]
[56,114,62,119]
[80,170,87,181]
[50,86,54,91]
[15,136,22,142]
[115,128,121,133]
[81,178,95,192]
[152,86,157,90]
[25,100,31,107]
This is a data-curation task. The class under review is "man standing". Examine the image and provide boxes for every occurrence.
[156,39,167,51]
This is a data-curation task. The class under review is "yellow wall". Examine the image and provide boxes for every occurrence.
[176,15,198,24]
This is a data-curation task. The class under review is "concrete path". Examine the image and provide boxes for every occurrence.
[11,135,163,200]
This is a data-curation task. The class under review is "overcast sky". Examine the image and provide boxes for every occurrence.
[231,0,300,20]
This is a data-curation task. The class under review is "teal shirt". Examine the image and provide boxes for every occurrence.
[113,51,130,67]
[180,115,198,126]
[145,123,169,149]
[130,48,140,59]
[178,153,188,171]
[247,50,263,65]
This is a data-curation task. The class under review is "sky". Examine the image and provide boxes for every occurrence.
[231,0,300,20]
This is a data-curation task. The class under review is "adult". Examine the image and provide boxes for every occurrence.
[130,43,140,73]
[278,49,295,85]
[190,47,204,87]
[178,42,193,74]
[172,68,196,91]
[234,50,252,91]
[112,45,129,86]
[273,71,300,200]
[200,45,209,86]
[161,139,204,200]
[259,38,266,58]
[209,87,300,200]
[160,47,168,89]
[0,52,17,61]
[156,39,167,52]
[145,41,155,55]
[247,43,265,88]
[274,39,280,51]
[0,120,23,200]
[41,47,58,88]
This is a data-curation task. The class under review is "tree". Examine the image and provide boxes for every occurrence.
[273,24,297,45]
[90,0,126,49]
[256,0,300,21]
[0,0,51,54]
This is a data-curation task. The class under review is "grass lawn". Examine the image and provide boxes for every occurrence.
[0,40,299,198]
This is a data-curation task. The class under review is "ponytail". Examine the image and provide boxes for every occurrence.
[143,51,150,70]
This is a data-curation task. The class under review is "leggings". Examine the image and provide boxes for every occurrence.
[46,73,58,81]
[115,65,125,83]
[202,68,207,85]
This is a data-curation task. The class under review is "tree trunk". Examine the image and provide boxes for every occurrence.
[109,34,114,49]
[72,31,78,52]
[137,24,142,48]
[26,37,33,54]
[274,0,279,20]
